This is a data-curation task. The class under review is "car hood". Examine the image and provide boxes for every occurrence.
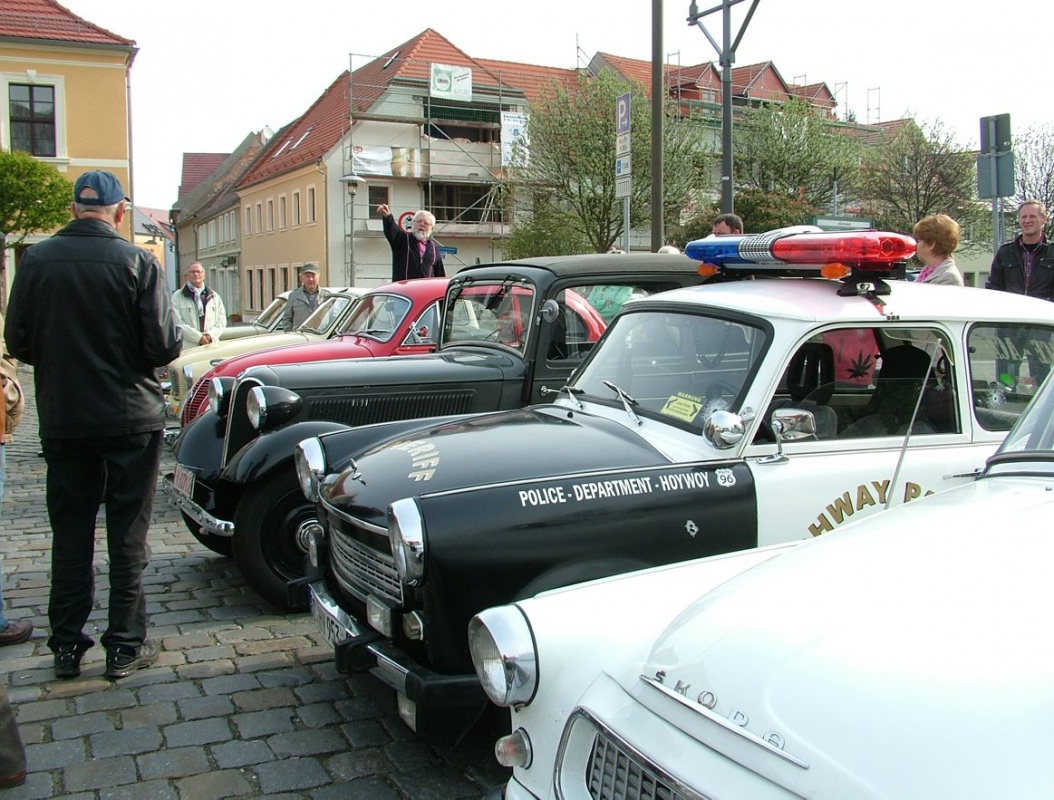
[211,338,377,377]
[321,405,669,525]
[171,331,316,371]
[636,476,1054,795]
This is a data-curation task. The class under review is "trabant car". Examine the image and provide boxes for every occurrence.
[216,290,290,341]
[469,364,1054,800]
[178,278,450,425]
[294,228,1054,742]
[165,286,363,420]
[163,254,693,608]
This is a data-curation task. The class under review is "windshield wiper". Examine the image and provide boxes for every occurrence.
[604,380,642,426]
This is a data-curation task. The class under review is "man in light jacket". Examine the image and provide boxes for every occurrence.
[171,262,226,347]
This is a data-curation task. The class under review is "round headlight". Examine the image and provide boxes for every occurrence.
[182,364,194,387]
[388,497,425,585]
[247,386,267,430]
[468,606,538,707]
[294,437,327,502]
[208,377,228,416]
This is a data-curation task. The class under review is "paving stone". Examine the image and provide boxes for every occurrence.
[63,755,139,792]
[211,738,276,769]
[25,738,87,770]
[91,726,164,758]
[324,748,396,781]
[99,779,179,800]
[175,769,254,798]
[51,710,116,739]
[266,728,348,757]
[231,708,297,739]
[312,776,403,800]
[76,688,138,713]
[253,757,330,793]
[200,673,262,696]
[177,693,235,720]
[163,717,234,747]
[296,702,342,728]
[231,686,298,712]
[137,746,211,780]
[120,701,179,729]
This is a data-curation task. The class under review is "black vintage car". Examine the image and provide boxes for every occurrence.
[163,254,708,606]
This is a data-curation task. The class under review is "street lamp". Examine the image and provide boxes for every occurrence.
[339,173,366,286]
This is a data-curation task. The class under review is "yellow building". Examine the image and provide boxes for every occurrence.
[0,0,137,251]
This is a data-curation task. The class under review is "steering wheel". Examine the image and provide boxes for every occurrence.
[705,380,739,404]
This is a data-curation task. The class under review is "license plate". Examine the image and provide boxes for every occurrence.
[310,583,362,648]
[173,464,195,498]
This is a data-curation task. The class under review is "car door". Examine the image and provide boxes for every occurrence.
[747,324,998,546]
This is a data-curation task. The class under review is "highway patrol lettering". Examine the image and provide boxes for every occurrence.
[518,469,719,508]
[809,479,934,535]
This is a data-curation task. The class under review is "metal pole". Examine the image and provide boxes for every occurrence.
[651,0,664,250]
[623,196,631,253]
[348,185,355,286]
[989,117,1000,255]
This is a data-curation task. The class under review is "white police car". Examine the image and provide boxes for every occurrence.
[469,334,1054,799]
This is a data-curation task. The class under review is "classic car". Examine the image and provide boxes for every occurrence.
[468,368,1054,799]
[178,278,450,425]
[163,253,698,607]
[165,286,363,420]
[215,290,290,341]
[293,228,1054,742]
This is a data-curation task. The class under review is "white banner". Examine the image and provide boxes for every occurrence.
[352,145,422,178]
[430,63,472,102]
[501,111,529,167]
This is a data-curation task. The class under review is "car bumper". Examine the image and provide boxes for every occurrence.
[161,472,235,537]
[307,580,485,728]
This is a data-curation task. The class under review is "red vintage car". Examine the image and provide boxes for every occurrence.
[181,278,451,424]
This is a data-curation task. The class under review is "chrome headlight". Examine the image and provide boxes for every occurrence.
[182,364,194,389]
[294,437,327,502]
[208,376,233,417]
[388,497,425,586]
[468,606,538,707]
[246,385,302,432]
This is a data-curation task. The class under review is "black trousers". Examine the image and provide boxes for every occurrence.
[42,431,162,652]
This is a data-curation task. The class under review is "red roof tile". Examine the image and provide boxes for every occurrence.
[475,58,580,104]
[0,0,135,47]
[179,153,228,200]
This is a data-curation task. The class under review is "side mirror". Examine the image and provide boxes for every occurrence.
[541,298,560,324]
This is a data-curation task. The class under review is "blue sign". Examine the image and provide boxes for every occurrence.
[439,245,458,255]
[616,92,631,136]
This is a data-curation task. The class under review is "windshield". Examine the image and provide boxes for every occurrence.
[442,279,535,354]
[254,297,287,330]
[334,293,412,342]
[299,295,355,334]
[995,371,1054,454]
[572,309,767,432]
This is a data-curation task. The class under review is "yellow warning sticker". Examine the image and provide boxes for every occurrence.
[661,392,704,423]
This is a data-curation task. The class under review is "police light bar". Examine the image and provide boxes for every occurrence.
[685,225,917,273]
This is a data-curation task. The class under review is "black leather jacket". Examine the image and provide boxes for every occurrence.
[5,218,182,438]
[987,236,1054,301]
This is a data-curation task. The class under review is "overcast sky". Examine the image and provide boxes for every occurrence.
[62,0,1049,211]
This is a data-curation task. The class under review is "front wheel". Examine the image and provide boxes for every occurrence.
[232,469,321,609]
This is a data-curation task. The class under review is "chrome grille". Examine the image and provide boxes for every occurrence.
[586,727,702,800]
[307,390,475,427]
[331,532,403,606]
[181,378,211,425]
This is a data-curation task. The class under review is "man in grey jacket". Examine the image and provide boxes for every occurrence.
[5,170,182,682]
[279,263,325,330]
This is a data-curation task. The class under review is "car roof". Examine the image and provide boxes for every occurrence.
[455,252,702,280]
[641,277,1054,326]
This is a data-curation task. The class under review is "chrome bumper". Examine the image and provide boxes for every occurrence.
[161,474,234,537]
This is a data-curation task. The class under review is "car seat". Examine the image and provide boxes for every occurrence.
[840,344,934,437]
[770,342,838,438]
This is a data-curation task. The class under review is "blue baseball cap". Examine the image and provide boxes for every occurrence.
[73,170,128,206]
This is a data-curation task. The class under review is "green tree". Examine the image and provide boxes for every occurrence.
[0,149,72,304]
[507,70,711,254]
[504,193,590,259]
[667,189,816,249]
[857,120,980,239]
[1012,124,1054,238]
[734,98,861,210]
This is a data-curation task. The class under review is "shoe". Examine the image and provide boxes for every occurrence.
[54,643,90,679]
[0,619,32,646]
[104,640,158,679]
[0,770,26,789]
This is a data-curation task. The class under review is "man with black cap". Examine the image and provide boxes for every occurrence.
[4,170,182,681]
[279,263,325,330]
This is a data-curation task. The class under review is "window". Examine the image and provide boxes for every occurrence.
[246,270,255,310]
[279,196,287,230]
[292,191,301,226]
[255,268,264,309]
[307,187,316,223]
[427,182,504,224]
[255,203,263,235]
[9,83,55,157]
[368,186,391,218]
[267,199,274,232]
[970,323,1054,431]
[244,206,252,237]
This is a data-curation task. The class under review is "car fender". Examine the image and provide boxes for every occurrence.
[171,409,228,483]
[222,420,354,485]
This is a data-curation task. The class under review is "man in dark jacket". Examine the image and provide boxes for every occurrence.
[987,200,1054,384]
[4,170,182,681]
[377,204,445,281]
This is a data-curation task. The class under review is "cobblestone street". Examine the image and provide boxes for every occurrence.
[0,369,510,799]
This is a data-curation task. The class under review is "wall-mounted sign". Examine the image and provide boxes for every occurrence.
[431,63,472,102]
